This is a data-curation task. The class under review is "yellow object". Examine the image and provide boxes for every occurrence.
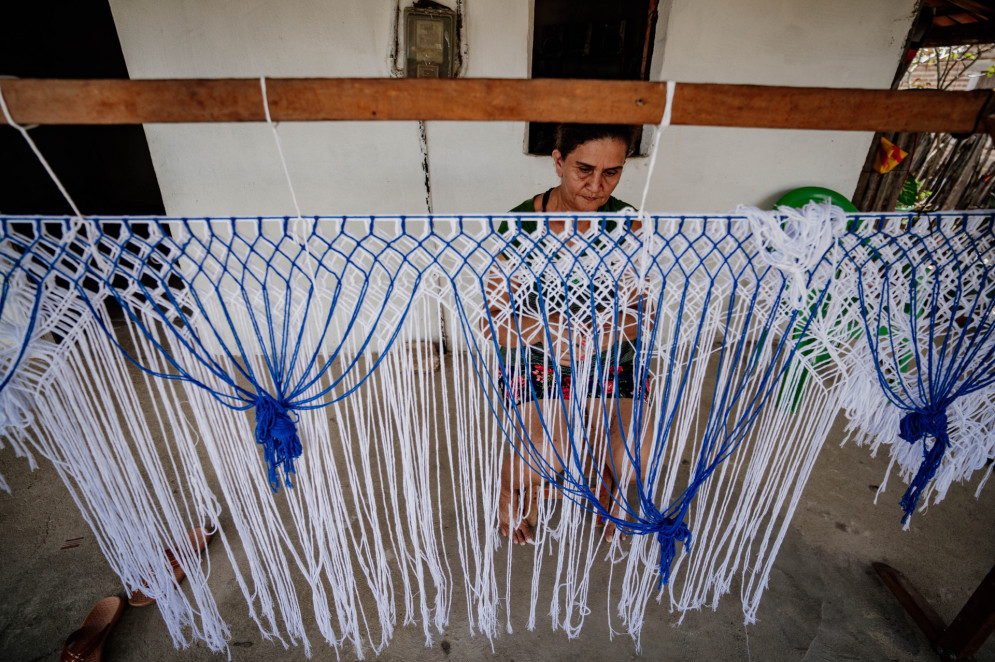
[873,136,908,174]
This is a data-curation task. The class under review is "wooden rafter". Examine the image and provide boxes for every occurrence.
[941,0,994,18]
[0,77,992,135]
[923,22,995,45]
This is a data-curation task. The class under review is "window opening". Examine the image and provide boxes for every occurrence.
[528,0,658,155]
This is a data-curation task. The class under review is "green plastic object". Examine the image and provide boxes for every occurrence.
[776,186,858,213]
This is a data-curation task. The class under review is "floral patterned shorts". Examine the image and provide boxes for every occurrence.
[497,342,647,404]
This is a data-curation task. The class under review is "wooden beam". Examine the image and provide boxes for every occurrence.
[922,22,995,46]
[935,565,995,660]
[0,77,990,134]
[942,0,994,18]
[874,562,995,660]
[873,563,946,642]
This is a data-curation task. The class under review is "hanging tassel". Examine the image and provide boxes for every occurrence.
[897,409,949,523]
[653,517,693,589]
[254,393,303,492]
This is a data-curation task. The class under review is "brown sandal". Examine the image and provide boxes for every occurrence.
[61,596,124,662]
[129,527,213,607]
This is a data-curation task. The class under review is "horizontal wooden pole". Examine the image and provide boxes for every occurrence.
[0,77,991,134]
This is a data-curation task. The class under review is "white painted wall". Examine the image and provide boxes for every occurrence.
[645,0,918,211]
[109,0,917,215]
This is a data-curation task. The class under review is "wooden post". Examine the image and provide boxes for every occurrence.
[874,562,995,661]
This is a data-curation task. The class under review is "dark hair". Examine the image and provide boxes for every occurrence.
[554,124,639,159]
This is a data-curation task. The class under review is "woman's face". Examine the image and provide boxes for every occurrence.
[552,137,628,212]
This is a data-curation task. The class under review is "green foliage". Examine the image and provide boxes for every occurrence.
[896,178,931,211]
[905,44,995,90]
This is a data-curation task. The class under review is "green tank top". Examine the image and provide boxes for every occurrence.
[508,189,632,214]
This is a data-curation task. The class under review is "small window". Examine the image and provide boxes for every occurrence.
[528,0,658,155]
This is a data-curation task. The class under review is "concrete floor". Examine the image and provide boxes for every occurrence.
[2,407,994,661]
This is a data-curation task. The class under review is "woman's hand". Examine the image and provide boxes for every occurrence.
[481,266,546,347]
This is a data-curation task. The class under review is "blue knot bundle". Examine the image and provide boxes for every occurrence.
[897,409,949,523]
[845,215,994,524]
[254,393,303,492]
[653,518,693,588]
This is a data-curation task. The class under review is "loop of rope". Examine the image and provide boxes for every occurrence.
[741,202,847,308]
[0,77,85,244]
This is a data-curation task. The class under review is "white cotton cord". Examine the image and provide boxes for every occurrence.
[20,303,233,652]
[740,202,846,308]
[0,78,85,243]
[259,77,321,282]
[636,81,675,220]
[0,274,44,439]
[976,461,994,497]
[260,77,304,223]
[0,268,99,489]
[636,81,675,282]
[737,373,840,623]
[0,78,82,218]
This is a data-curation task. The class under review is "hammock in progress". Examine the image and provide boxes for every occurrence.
[0,208,992,656]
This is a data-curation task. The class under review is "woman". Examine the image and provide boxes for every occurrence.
[509,123,635,214]
[489,124,651,545]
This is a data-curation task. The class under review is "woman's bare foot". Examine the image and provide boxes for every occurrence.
[602,503,629,542]
[604,518,627,542]
[598,465,628,542]
[499,483,537,545]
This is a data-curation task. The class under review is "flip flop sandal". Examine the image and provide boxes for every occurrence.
[129,527,213,607]
[61,595,124,662]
